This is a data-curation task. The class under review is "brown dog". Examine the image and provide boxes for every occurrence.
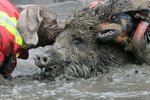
[96,9,150,65]
[17,5,64,48]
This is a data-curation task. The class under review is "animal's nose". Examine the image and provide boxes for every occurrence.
[34,47,62,68]
[36,55,48,62]
[34,54,50,68]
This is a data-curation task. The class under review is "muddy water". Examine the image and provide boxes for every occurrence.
[1,1,150,100]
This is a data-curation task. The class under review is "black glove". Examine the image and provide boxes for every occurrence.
[0,53,16,79]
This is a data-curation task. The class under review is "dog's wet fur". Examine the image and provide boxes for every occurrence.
[96,9,150,65]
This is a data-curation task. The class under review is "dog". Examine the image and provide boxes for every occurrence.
[17,5,64,48]
[96,9,150,65]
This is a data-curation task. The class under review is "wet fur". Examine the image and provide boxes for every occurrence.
[96,9,150,65]
[35,0,150,79]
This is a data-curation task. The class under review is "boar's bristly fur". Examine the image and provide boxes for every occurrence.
[35,0,150,79]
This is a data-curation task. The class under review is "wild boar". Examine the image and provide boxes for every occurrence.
[34,0,150,79]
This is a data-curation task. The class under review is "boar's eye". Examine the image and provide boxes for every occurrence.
[73,38,83,45]
[89,26,95,32]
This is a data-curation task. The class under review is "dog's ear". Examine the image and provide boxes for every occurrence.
[17,7,43,46]
[134,9,150,22]
[126,9,150,22]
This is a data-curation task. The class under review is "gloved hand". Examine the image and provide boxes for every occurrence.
[0,53,16,79]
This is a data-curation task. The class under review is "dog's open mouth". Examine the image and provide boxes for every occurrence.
[97,29,116,38]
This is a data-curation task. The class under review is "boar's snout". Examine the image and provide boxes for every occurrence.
[34,48,62,69]
[34,53,52,68]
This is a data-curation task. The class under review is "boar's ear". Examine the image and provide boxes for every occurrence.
[17,7,43,46]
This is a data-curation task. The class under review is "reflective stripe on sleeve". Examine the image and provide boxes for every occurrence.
[0,11,23,46]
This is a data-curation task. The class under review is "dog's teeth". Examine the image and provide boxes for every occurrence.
[98,30,115,38]
[98,33,102,35]
[98,33,102,37]
[104,33,107,36]
[102,34,105,37]
[108,32,111,35]
[111,30,115,34]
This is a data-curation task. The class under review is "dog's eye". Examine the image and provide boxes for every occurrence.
[113,17,119,22]
[110,15,118,21]
[112,16,116,19]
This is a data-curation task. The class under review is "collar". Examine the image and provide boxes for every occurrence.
[131,21,149,49]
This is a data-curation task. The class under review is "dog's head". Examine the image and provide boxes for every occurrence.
[96,12,134,45]
[17,5,63,48]
[17,6,42,47]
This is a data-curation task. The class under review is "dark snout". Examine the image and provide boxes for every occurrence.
[34,48,62,69]
[34,53,52,68]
